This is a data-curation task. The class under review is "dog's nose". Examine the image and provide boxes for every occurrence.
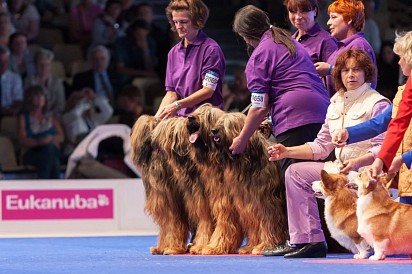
[211,129,218,135]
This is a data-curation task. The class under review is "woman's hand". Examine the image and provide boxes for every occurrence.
[157,102,179,119]
[267,144,288,161]
[314,62,331,77]
[366,158,384,180]
[340,158,360,174]
[388,155,403,175]
[229,135,248,155]
[331,129,349,147]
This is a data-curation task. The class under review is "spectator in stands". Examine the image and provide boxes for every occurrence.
[363,0,381,55]
[0,12,14,46]
[8,0,40,42]
[17,85,64,179]
[314,0,376,96]
[226,67,250,112]
[155,0,225,118]
[91,0,124,49]
[71,45,117,105]
[25,48,66,115]
[8,32,35,79]
[114,19,158,86]
[62,87,113,156]
[134,2,171,79]
[377,40,400,101]
[265,49,389,258]
[230,5,329,181]
[33,0,64,28]
[0,45,23,116]
[284,0,337,63]
[116,85,146,128]
[68,0,102,50]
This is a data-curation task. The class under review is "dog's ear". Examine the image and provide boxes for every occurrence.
[320,170,331,182]
[365,178,377,191]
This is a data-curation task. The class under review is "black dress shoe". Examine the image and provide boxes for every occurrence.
[284,242,327,258]
[263,241,299,256]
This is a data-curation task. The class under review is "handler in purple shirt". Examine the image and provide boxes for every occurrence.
[285,0,337,63]
[230,5,330,181]
[314,0,376,95]
[156,0,225,118]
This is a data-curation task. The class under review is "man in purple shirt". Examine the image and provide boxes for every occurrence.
[231,5,329,185]
[156,0,225,118]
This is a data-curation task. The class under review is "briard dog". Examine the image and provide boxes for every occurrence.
[211,112,288,254]
[130,115,188,255]
[187,104,244,254]
[151,116,214,255]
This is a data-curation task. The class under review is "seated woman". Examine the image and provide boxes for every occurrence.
[17,85,64,179]
[264,49,390,258]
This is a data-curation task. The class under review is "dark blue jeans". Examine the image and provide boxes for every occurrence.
[23,143,61,179]
[399,196,412,205]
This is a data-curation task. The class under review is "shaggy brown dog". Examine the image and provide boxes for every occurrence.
[130,115,188,255]
[151,117,214,255]
[211,112,288,254]
[187,104,243,254]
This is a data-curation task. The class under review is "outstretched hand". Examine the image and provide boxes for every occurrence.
[331,129,349,148]
[267,144,288,161]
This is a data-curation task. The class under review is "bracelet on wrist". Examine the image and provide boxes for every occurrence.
[174,101,182,110]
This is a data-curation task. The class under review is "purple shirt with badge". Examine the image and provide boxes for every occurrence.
[326,32,377,95]
[292,23,337,63]
[245,30,330,136]
[165,30,225,116]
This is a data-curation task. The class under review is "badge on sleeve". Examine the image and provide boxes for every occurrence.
[202,70,219,91]
[251,92,268,108]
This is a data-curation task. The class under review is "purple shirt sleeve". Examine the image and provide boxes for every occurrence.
[307,99,390,160]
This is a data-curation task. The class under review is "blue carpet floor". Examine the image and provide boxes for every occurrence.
[0,236,410,274]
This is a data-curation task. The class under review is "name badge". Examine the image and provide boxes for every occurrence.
[202,70,219,91]
[251,93,268,108]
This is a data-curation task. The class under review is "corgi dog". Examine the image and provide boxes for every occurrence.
[312,170,371,259]
[356,172,412,260]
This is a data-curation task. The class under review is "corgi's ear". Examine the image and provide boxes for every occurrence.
[320,170,330,182]
[365,178,377,190]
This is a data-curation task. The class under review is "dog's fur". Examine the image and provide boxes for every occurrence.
[312,170,370,259]
[187,104,243,254]
[130,115,188,255]
[356,172,412,260]
[211,112,288,254]
[151,116,214,254]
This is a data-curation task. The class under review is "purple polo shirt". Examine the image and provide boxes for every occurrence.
[245,30,330,136]
[292,23,337,63]
[326,32,377,95]
[165,30,225,116]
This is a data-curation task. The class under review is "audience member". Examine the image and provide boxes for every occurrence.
[377,40,399,100]
[71,45,117,105]
[0,12,14,46]
[68,0,102,50]
[25,48,66,115]
[363,0,381,55]
[226,67,250,112]
[62,87,113,156]
[8,32,35,79]
[314,0,376,96]
[17,85,64,179]
[116,85,146,128]
[265,49,389,258]
[230,5,329,183]
[113,19,158,86]
[284,0,337,63]
[91,0,124,49]
[155,0,225,118]
[0,45,23,116]
[8,0,40,42]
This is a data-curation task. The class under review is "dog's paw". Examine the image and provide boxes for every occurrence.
[202,246,223,255]
[188,244,204,255]
[369,254,385,260]
[163,247,186,255]
[150,246,164,255]
[238,245,253,254]
[353,253,369,259]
